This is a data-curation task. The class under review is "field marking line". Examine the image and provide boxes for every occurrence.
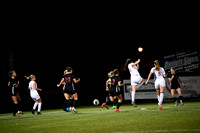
[113,129,200,133]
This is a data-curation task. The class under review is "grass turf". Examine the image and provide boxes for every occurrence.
[0,101,200,133]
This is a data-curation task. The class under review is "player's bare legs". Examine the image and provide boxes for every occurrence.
[131,85,137,107]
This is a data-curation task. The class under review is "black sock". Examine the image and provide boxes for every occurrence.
[13,104,18,115]
[73,100,78,108]
[173,97,177,102]
[69,99,72,107]
[179,96,183,100]
[113,99,118,106]
[117,102,122,109]
[64,100,69,110]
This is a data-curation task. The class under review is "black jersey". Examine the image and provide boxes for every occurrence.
[109,75,121,93]
[62,73,76,94]
[170,73,180,89]
[8,77,19,96]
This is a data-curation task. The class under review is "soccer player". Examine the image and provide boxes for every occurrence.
[145,60,167,110]
[101,69,123,112]
[124,58,144,107]
[57,67,80,113]
[27,75,42,115]
[8,70,23,116]
[168,67,184,106]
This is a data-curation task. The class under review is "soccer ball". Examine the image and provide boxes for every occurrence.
[93,99,99,105]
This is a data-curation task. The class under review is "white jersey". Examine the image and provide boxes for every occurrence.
[29,81,39,95]
[150,67,166,80]
[128,63,140,77]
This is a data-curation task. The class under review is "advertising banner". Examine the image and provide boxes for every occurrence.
[123,76,200,100]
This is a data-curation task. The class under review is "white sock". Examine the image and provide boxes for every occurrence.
[131,91,136,102]
[38,103,42,112]
[159,93,164,105]
[33,102,39,110]
[157,95,160,103]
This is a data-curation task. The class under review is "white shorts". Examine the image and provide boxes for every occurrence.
[131,76,143,85]
[155,79,166,89]
[31,92,40,101]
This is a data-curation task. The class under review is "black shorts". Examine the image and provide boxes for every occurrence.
[109,92,121,97]
[171,84,180,89]
[10,87,18,96]
[62,89,75,95]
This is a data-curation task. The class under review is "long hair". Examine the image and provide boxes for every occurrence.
[113,69,119,75]
[154,60,160,71]
[124,58,132,71]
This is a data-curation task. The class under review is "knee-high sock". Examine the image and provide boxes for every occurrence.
[159,93,164,105]
[132,91,135,102]
[33,102,39,110]
[73,100,78,108]
[157,95,160,103]
[13,104,19,115]
[38,103,42,112]
[117,102,122,109]
[68,99,72,107]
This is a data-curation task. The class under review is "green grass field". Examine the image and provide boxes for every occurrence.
[0,101,200,133]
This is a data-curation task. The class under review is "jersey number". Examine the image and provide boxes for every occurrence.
[65,77,71,83]
[158,72,161,76]
[111,79,115,85]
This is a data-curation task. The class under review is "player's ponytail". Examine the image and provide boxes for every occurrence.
[25,76,30,80]
[25,75,35,80]
[154,60,160,71]
[124,58,132,71]
[113,69,119,75]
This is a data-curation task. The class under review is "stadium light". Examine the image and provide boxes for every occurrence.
[138,47,143,52]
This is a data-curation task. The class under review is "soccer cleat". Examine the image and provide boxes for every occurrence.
[132,102,137,107]
[72,108,78,113]
[159,105,163,110]
[65,108,71,112]
[112,106,117,109]
[180,100,184,106]
[37,112,42,115]
[32,109,35,115]
[115,109,121,112]
[18,111,24,114]
[13,113,20,116]
[175,100,178,106]
[101,103,106,108]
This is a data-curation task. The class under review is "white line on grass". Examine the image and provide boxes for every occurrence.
[114,129,200,133]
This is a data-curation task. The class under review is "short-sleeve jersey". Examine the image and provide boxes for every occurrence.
[170,73,180,87]
[63,73,75,90]
[150,67,166,80]
[8,77,19,94]
[109,75,121,93]
[128,63,140,77]
[29,81,38,93]
[8,77,19,88]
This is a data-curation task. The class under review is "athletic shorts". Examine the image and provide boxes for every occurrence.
[11,87,18,96]
[131,76,143,85]
[31,92,40,101]
[171,84,180,89]
[109,92,121,97]
[155,79,166,89]
[62,89,75,95]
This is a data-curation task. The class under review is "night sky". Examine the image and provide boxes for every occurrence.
[1,14,199,113]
